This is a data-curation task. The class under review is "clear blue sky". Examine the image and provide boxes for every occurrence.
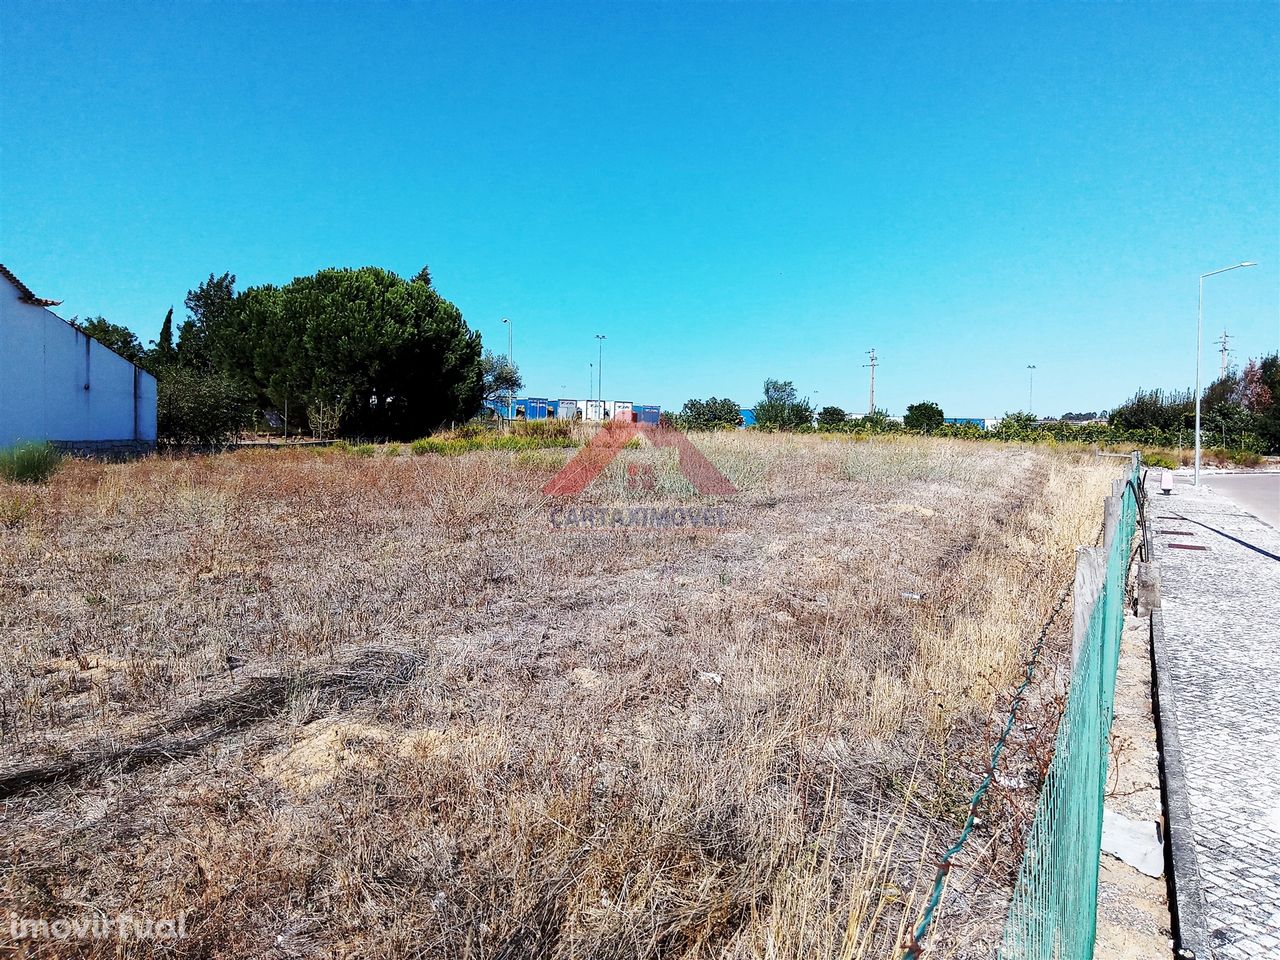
[3,2,1277,417]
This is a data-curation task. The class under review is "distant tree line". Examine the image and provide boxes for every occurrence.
[667,356,1279,457]
[1105,357,1278,453]
[73,293,1279,457]
[74,266,496,445]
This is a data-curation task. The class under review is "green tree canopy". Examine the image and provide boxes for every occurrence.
[213,266,483,438]
[140,306,178,375]
[994,411,1037,437]
[678,397,741,430]
[753,379,813,430]
[178,272,237,370]
[71,316,145,364]
[1251,354,1280,452]
[904,401,945,433]
[1108,388,1194,433]
[156,307,175,360]
[848,408,896,432]
[816,405,848,428]
[481,349,523,404]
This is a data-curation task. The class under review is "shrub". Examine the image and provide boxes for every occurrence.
[353,444,377,458]
[753,379,814,430]
[457,419,495,440]
[904,401,945,434]
[1204,447,1263,469]
[410,439,432,456]
[0,493,37,527]
[1142,452,1177,470]
[157,367,251,446]
[513,418,574,440]
[846,409,900,434]
[816,405,849,429]
[0,442,63,484]
[1109,388,1194,433]
[678,397,743,430]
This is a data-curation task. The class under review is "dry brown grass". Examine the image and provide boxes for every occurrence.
[0,434,1118,958]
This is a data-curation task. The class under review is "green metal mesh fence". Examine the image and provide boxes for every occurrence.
[998,462,1141,960]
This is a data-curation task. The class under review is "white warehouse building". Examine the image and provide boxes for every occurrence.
[0,264,157,456]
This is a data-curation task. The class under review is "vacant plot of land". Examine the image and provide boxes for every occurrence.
[0,435,1117,958]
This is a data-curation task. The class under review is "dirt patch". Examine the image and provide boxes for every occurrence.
[1095,610,1172,958]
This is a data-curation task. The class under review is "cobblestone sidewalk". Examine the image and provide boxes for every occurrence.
[1148,475,1280,959]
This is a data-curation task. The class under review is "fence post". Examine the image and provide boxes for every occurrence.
[1103,493,1121,552]
[1072,546,1106,669]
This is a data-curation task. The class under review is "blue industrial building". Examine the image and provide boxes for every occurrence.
[482,397,661,423]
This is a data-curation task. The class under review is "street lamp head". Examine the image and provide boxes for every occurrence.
[501,317,509,324]
[1240,261,1257,268]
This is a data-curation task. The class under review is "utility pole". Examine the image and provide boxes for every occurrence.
[1217,329,1232,378]
[863,349,878,414]
[1027,364,1036,414]
[595,334,607,405]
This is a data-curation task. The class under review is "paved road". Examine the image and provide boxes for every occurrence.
[1204,473,1280,528]
[1148,476,1280,958]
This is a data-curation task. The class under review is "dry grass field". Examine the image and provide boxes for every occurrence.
[0,434,1119,959]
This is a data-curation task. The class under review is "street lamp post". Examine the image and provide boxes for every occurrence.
[501,317,513,421]
[1195,262,1256,486]
[1027,364,1036,414]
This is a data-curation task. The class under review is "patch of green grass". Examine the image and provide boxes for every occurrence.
[512,418,575,441]
[408,432,580,456]
[0,442,63,484]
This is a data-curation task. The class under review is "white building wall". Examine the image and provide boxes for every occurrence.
[0,277,157,448]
